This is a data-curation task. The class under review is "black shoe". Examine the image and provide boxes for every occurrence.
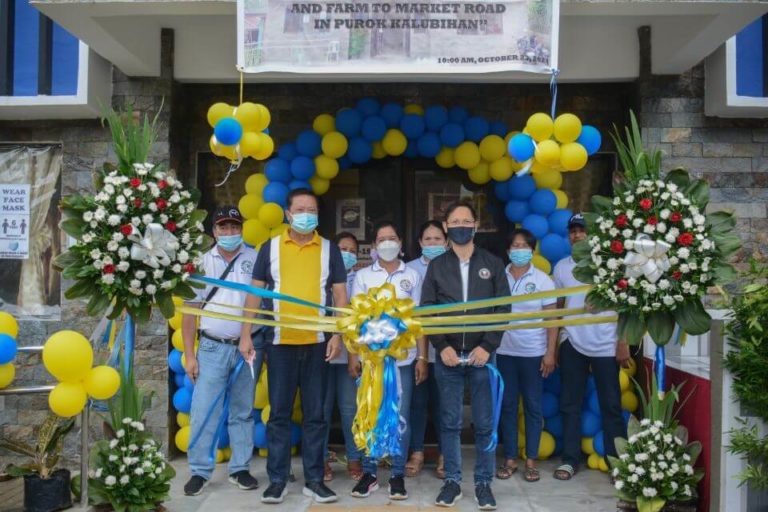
[228,470,259,490]
[474,483,497,511]
[303,481,338,503]
[388,476,408,500]
[350,473,379,498]
[183,475,207,496]
[435,480,463,507]
[261,482,287,504]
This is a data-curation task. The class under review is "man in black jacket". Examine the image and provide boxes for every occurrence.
[420,201,510,511]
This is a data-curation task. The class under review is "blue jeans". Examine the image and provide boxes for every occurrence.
[266,342,328,484]
[409,362,441,452]
[435,358,495,485]
[188,335,263,479]
[559,340,626,469]
[362,363,414,478]
[497,354,543,460]
[323,364,362,463]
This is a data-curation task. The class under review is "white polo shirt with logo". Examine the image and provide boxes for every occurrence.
[352,260,422,367]
[406,256,436,363]
[498,264,557,358]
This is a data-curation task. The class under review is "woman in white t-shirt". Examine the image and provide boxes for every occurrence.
[496,228,557,483]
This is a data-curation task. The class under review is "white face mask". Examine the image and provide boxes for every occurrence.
[376,240,401,262]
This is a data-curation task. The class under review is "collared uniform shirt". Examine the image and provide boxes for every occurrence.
[552,256,618,357]
[352,260,422,367]
[498,264,556,357]
[406,256,436,362]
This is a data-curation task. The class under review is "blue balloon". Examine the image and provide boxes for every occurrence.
[417,132,441,158]
[425,105,449,131]
[577,125,602,155]
[338,156,351,170]
[183,374,195,390]
[548,209,574,237]
[545,415,564,438]
[291,423,302,446]
[529,189,557,216]
[289,180,311,191]
[168,349,185,374]
[622,410,631,426]
[581,410,601,437]
[464,116,489,142]
[400,114,426,139]
[173,387,192,413]
[508,174,536,200]
[262,182,290,207]
[540,233,567,262]
[347,137,372,164]
[0,334,17,364]
[356,97,380,117]
[264,158,292,183]
[522,214,549,240]
[448,106,469,124]
[404,139,419,158]
[440,123,464,148]
[262,128,270,134]
[542,392,559,418]
[494,181,511,202]
[218,426,230,449]
[361,116,387,142]
[253,421,268,448]
[278,142,298,161]
[380,102,404,128]
[173,373,185,388]
[543,367,561,394]
[593,430,606,457]
[290,155,315,180]
[335,108,362,137]
[587,389,601,415]
[296,130,322,157]
[504,200,529,223]
[509,133,535,162]
[489,121,509,137]
[214,118,243,146]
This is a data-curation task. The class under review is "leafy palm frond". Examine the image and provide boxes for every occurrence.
[611,110,663,182]
[101,101,163,172]
[0,415,75,479]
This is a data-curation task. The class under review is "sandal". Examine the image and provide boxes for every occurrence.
[553,464,575,481]
[436,454,445,480]
[496,459,518,480]
[347,460,363,481]
[327,450,338,463]
[405,452,424,477]
[323,461,333,482]
[523,465,540,482]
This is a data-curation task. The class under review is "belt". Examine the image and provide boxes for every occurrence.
[200,331,240,346]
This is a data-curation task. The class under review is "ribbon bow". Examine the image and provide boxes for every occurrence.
[128,223,178,269]
[623,235,671,284]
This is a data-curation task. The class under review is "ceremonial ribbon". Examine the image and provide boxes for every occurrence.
[485,363,504,452]
[624,235,672,284]
[124,314,135,377]
[413,285,592,315]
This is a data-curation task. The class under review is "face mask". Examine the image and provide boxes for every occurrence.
[422,245,447,260]
[341,250,357,271]
[509,249,533,267]
[447,226,475,246]
[289,212,318,234]
[376,240,401,262]
[217,234,242,251]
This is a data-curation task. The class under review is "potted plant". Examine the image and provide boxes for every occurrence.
[0,414,76,512]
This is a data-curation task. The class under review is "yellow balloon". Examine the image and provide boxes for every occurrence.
[404,104,424,115]
[554,113,582,144]
[254,382,269,409]
[313,114,336,135]
[252,104,271,132]
[216,449,226,463]
[315,155,339,180]
[309,176,330,195]
[258,202,285,229]
[538,431,555,460]
[526,113,554,142]
[598,457,609,473]
[243,219,270,246]
[533,169,563,190]
[238,193,265,220]
[468,162,491,185]
[581,437,595,455]
[252,133,274,160]
[175,426,191,452]
[261,405,271,425]
[169,312,183,331]
[181,352,187,369]
[553,189,569,209]
[489,156,515,182]
[83,366,121,400]
[624,358,637,377]
[435,148,455,169]
[207,103,233,128]
[258,448,268,457]
[209,135,223,157]
[530,159,554,174]
[0,363,15,389]
[49,382,87,417]
[223,447,232,461]
[454,141,481,170]
[535,140,561,167]
[560,142,588,171]
[382,129,407,156]
[217,143,240,163]
[177,412,190,427]
[43,331,93,383]
[172,295,184,307]
[621,391,639,412]
[322,131,348,159]
[270,224,288,238]
[587,452,600,469]
[0,312,18,338]
[479,135,506,162]
[171,330,183,351]
[532,254,551,274]
[619,370,631,392]
[245,173,268,196]
[238,131,262,158]
[372,142,387,159]
[234,102,261,132]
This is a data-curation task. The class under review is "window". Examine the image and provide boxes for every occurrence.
[283,6,304,34]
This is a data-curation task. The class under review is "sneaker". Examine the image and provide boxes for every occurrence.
[261,482,287,504]
[435,480,463,507]
[350,473,379,498]
[303,481,338,503]
[184,475,207,496]
[388,476,408,500]
[228,470,259,490]
[474,483,497,511]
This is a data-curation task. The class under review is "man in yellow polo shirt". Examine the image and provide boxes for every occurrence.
[239,188,347,505]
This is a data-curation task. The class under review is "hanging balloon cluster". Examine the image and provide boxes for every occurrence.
[0,312,19,389]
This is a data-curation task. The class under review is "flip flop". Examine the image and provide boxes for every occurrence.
[553,464,575,481]
[524,466,540,482]
[496,463,518,480]
[405,452,424,477]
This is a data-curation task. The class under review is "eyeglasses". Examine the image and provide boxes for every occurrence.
[446,219,475,227]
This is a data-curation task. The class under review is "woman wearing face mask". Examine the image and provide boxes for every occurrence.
[322,232,363,482]
[496,228,557,484]
[405,221,447,479]
[348,222,426,501]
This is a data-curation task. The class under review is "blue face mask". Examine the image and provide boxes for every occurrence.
[290,212,318,234]
[422,245,447,260]
[509,248,533,267]
[341,250,357,271]
[218,234,242,251]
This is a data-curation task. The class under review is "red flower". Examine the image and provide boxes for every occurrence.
[133,198,142,208]
[155,198,168,210]
[165,221,177,232]
[672,271,683,281]
[158,180,169,189]
[647,216,658,225]
[103,264,115,274]
[615,214,628,228]
[639,198,653,211]
[670,212,683,223]
[183,263,196,273]
[120,224,134,236]
[610,240,624,254]
[677,233,694,247]
[130,177,141,188]
[617,279,629,289]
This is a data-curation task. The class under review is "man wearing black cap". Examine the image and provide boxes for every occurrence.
[551,213,629,481]
[182,206,262,496]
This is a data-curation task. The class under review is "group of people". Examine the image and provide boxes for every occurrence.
[181,188,629,510]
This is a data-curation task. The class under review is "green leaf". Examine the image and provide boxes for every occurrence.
[664,168,690,189]
[637,497,666,512]
[53,250,79,271]
[712,232,742,258]
[86,291,112,317]
[591,195,613,213]
[686,179,710,207]
[613,438,628,456]
[155,293,175,319]
[706,211,736,232]
[583,212,600,230]
[60,218,86,238]
[571,240,591,263]
[5,464,34,477]
[686,440,703,465]
[64,279,97,300]
[618,312,646,345]
[713,263,738,285]
[572,265,596,285]
[648,311,676,346]
[674,299,711,336]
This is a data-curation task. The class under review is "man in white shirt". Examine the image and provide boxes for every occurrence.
[552,213,630,481]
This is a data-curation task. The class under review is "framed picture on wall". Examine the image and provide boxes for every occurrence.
[336,198,365,239]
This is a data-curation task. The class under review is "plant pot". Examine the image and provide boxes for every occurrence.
[617,499,697,512]
[23,469,72,512]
